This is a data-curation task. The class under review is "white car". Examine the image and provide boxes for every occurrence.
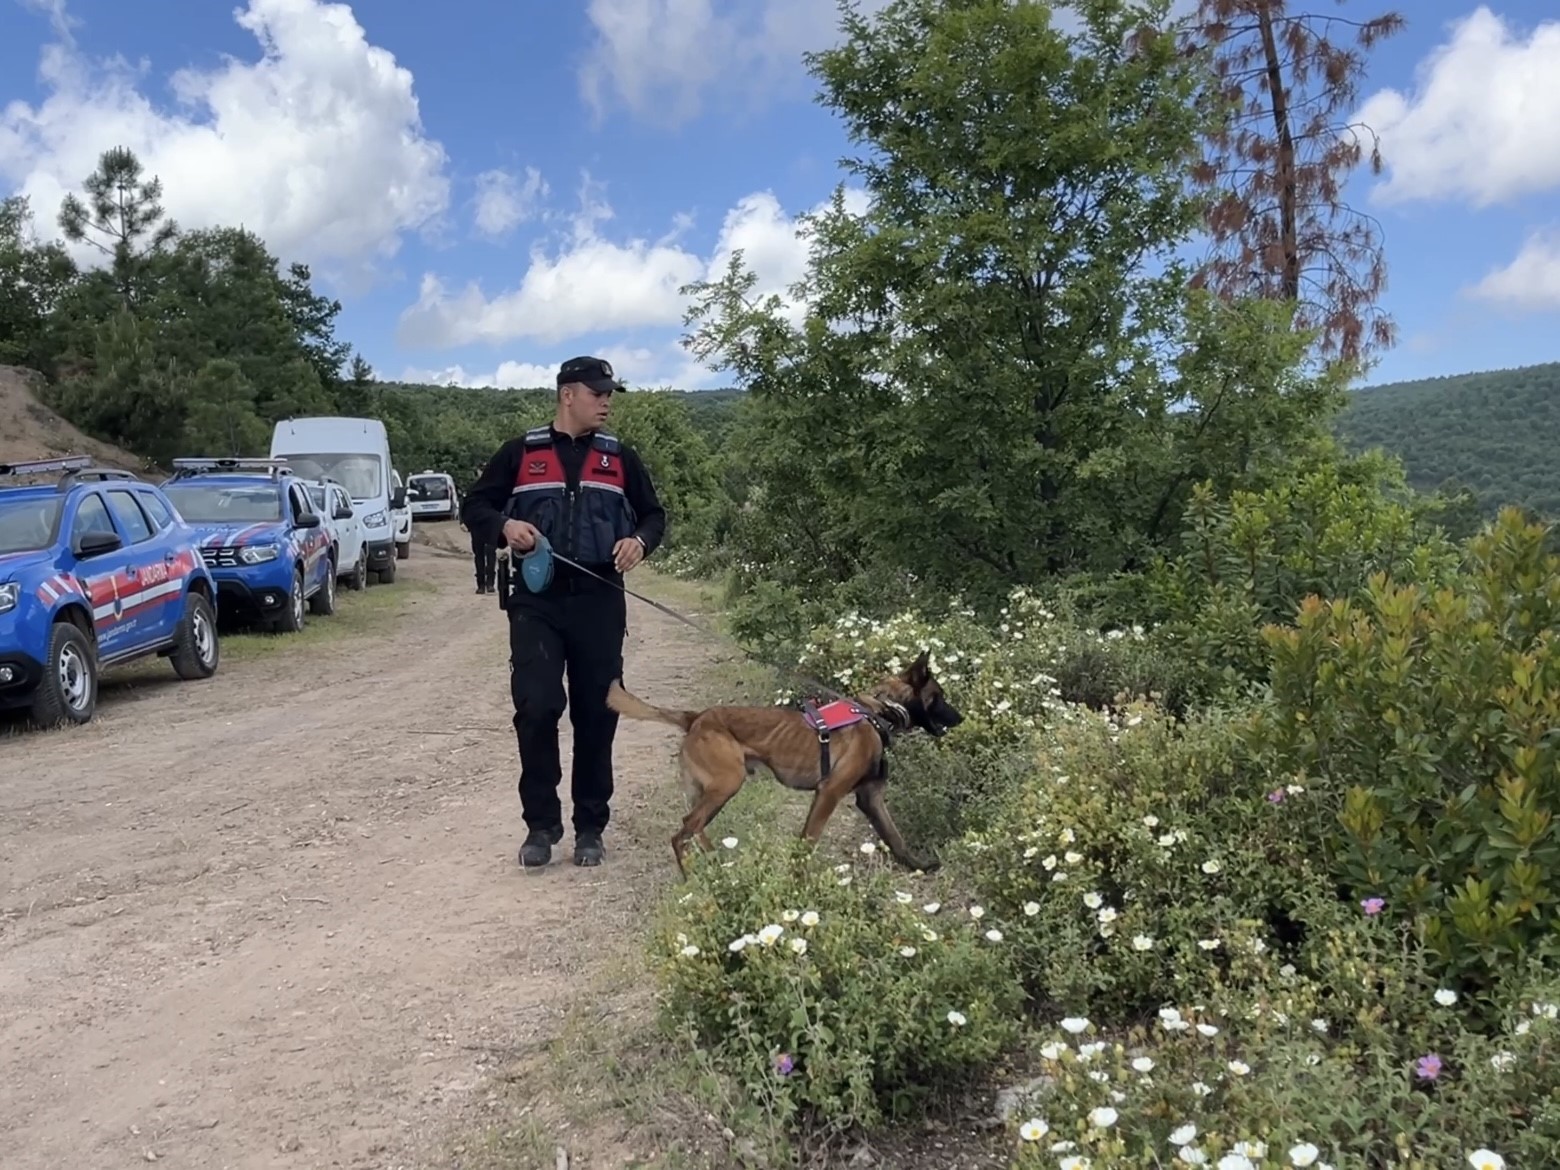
[305,477,369,590]
[390,468,413,561]
[407,470,459,522]
[270,416,405,585]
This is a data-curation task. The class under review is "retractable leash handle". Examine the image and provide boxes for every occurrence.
[520,532,555,593]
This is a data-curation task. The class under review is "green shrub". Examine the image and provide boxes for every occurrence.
[1128,455,1462,699]
[649,835,1022,1134]
[1256,507,1560,987]
[951,701,1332,1021]
[1003,936,1560,1169]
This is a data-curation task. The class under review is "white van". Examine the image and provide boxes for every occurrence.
[269,417,406,585]
[407,470,459,521]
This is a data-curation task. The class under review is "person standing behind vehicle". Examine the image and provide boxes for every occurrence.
[460,356,667,868]
[462,468,497,594]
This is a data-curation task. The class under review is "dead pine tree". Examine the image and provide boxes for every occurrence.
[1183,0,1405,372]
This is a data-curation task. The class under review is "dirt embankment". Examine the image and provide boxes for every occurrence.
[0,365,153,471]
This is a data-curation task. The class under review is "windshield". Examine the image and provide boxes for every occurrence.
[164,483,282,523]
[279,454,383,501]
[0,495,62,555]
[409,477,450,501]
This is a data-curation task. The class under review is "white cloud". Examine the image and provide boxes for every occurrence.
[1467,229,1560,312]
[397,342,713,391]
[0,0,450,284]
[472,166,547,238]
[577,0,1195,126]
[397,176,869,351]
[1356,6,1560,208]
[578,0,892,126]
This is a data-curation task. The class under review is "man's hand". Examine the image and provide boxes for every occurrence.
[613,536,645,574]
[503,519,540,551]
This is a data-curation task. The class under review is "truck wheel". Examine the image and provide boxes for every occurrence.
[377,559,397,585]
[396,540,410,561]
[346,545,368,591]
[169,591,220,680]
[274,567,306,633]
[30,620,98,728]
[309,557,337,616]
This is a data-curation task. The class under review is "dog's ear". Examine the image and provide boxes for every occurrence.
[905,649,931,686]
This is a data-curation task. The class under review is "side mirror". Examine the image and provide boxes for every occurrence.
[295,511,321,529]
[391,488,407,510]
[333,505,353,520]
[76,529,122,557]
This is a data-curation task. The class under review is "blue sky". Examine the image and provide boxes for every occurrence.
[1,0,1557,391]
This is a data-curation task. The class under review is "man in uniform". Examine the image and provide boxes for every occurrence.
[460,356,667,868]
[464,472,498,593]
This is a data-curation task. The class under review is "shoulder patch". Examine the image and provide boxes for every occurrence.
[591,431,621,454]
[523,426,553,447]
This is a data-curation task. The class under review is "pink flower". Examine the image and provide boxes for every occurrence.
[1415,1053,1443,1080]
[774,1053,795,1076]
[1267,788,1286,804]
[1361,897,1385,916]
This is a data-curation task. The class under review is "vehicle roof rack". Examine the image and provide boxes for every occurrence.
[0,456,141,491]
[0,455,94,477]
[169,457,293,481]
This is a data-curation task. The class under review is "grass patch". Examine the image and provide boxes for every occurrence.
[214,574,436,664]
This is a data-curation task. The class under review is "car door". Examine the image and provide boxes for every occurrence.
[333,486,362,565]
[131,485,196,630]
[288,482,328,594]
[67,490,140,660]
[102,486,180,649]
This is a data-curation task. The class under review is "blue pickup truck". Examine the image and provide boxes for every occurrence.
[0,456,222,727]
[159,457,340,634]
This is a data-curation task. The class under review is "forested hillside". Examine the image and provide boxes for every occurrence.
[1336,361,1560,518]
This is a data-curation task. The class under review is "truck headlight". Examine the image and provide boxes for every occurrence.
[362,510,388,528]
[239,545,281,565]
[0,582,18,614]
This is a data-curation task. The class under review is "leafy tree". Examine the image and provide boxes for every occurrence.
[0,195,77,372]
[48,309,185,463]
[279,261,352,396]
[682,0,1343,615]
[1185,0,1405,370]
[340,353,377,415]
[58,146,179,308]
[184,358,269,456]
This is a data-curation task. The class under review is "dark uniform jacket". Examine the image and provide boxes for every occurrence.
[461,425,666,587]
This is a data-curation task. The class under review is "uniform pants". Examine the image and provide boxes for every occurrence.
[507,582,627,836]
[470,528,496,589]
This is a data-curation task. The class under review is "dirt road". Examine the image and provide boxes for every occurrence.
[0,542,714,1169]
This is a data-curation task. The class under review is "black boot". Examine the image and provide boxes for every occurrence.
[573,832,605,867]
[519,825,563,868]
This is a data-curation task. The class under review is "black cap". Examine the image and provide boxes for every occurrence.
[556,355,624,394]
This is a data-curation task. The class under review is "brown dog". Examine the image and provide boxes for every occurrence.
[605,650,963,875]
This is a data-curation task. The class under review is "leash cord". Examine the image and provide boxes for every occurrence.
[509,545,888,720]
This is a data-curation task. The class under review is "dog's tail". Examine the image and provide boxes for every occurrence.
[606,679,700,731]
